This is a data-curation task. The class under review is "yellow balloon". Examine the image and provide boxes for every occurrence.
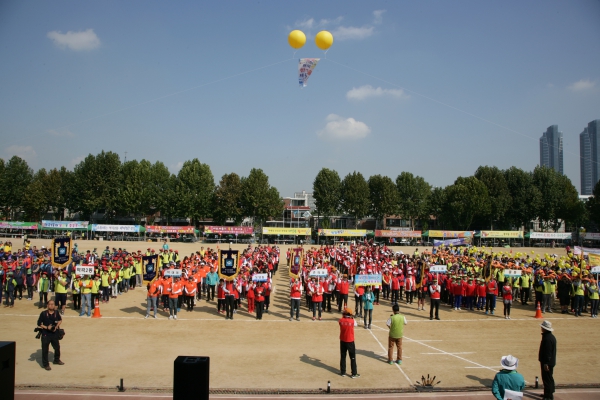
[288,30,306,49]
[315,30,334,50]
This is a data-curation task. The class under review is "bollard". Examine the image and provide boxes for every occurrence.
[535,376,539,388]
[327,380,331,393]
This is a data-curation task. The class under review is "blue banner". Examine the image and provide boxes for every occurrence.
[433,238,470,247]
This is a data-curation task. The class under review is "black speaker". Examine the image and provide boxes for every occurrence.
[0,342,16,400]
[173,356,209,400]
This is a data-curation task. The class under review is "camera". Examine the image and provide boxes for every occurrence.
[34,327,42,339]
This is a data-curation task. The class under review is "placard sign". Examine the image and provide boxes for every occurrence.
[76,265,95,276]
[503,269,522,277]
[308,269,328,278]
[429,265,447,273]
[591,266,600,273]
[354,273,383,286]
[163,269,182,278]
[252,273,269,282]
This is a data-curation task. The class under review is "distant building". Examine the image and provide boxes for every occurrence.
[587,119,600,193]
[580,127,593,195]
[539,125,563,174]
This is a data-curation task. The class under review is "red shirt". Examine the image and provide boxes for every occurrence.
[339,281,349,295]
[339,316,355,342]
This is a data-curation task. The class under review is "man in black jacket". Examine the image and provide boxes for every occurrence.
[37,300,64,371]
[539,320,557,400]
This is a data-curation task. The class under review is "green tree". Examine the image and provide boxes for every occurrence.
[474,166,511,229]
[396,172,431,230]
[0,156,33,219]
[72,151,121,221]
[241,168,284,226]
[443,176,490,230]
[213,173,244,225]
[555,174,585,231]
[532,166,562,231]
[148,161,172,222]
[428,186,447,229]
[22,169,50,220]
[313,168,342,228]
[176,159,215,226]
[368,175,398,229]
[341,171,370,227]
[117,160,155,222]
[587,180,600,229]
[503,167,541,230]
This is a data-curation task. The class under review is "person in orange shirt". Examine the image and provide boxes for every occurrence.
[184,276,197,312]
[160,275,171,312]
[169,276,183,320]
[146,278,161,319]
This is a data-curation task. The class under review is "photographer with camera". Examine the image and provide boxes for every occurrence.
[36,300,64,370]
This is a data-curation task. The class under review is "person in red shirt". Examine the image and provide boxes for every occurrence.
[486,276,498,315]
[337,275,350,312]
[391,273,401,305]
[290,278,302,321]
[502,279,513,319]
[254,282,265,320]
[429,281,441,320]
[312,279,324,321]
[465,278,476,311]
[184,276,197,312]
[477,279,487,310]
[339,307,359,378]
[217,279,225,314]
[246,279,255,314]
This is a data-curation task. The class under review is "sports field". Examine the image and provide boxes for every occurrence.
[2,240,599,393]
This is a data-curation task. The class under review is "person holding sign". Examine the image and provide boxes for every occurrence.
[312,279,323,321]
[363,286,374,329]
[79,275,93,317]
[429,281,441,320]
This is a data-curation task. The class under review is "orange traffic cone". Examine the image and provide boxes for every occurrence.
[92,298,102,318]
[534,302,543,319]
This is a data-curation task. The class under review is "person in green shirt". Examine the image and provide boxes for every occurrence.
[491,355,525,400]
[38,272,50,309]
[386,304,408,365]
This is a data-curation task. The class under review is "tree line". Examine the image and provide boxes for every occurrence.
[0,152,283,226]
[312,166,591,232]
[0,152,595,232]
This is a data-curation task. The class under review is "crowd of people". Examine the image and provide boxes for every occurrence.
[1,239,600,323]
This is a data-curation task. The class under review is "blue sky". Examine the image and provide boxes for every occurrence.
[1,0,599,196]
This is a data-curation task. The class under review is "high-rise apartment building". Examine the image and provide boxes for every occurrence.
[585,119,600,194]
[539,125,563,174]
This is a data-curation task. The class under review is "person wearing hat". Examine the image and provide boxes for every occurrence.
[491,355,525,400]
[570,275,585,317]
[3,271,17,307]
[539,320,557,400]
[38,272,50,309]
[339,307,359,378]
[54,271,68,315]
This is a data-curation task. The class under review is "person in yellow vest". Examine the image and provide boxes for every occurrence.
[79,275,93,317]
[91,274,101,309]
[100,269,111,303]
[71,275,82,311]
[122,264,132,293]
[134,252,143,288]
[54,271,69,315]
[571,275,585,317]
[386,304,408,365]
[588,279,599,318]
[519,271,531,305]
[110,267,119,298]
[542,275,555,313]
[116,266,123,295]
[38,272,51,309]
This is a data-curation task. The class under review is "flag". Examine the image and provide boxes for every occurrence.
[298,58,319,87]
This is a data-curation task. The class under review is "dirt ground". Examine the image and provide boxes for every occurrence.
[1,239,599,392]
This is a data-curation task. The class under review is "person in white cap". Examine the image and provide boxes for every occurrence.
[539,320,557,400]
[491,354,525,400]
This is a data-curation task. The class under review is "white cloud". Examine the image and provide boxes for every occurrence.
[47,29,100,51]
[332,26,374,40]
[318,114,371,141]
[48,128,75,138]
[70,155,86,167]
[568,79,596,92]
[292,11,380,41]
[346,85,409,101]
[5,145,36,161]
[170,161,184,173]
[373,10,386,24]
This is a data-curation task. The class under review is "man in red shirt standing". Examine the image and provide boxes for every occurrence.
[339,307,360,378]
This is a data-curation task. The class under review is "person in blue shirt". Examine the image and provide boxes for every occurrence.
[492,354,525,400]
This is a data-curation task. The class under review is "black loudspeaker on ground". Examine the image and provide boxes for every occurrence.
[0,342,16,400]
[173,356,210,400]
